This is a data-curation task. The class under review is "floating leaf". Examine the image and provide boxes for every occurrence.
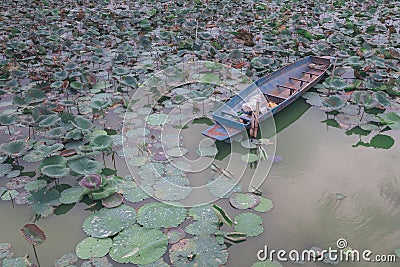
[224,232,247,243]
[229,193,260,209]
[42,165,70,178]
[83,205,137,238]
[251,260,283,267]
[169,236,228,267]
[146,113,168,126]
[0,243,14,259]
[241,153,259,163]
[0,163,12,177]
[69,157,103,176]
[59,187,87,204]
[76,237,112,260]
[102,193,123,208]
[90,135,112,151]
[323,96,346,110]
[240,139,257,149]
[29,188,60,217]
[20,223,46,245]
[165,227,186,244]
[70,81,83,90]
[153,179,192,201]
[185,220,218,236]
[79,174,102,190]
[0,140,29,157]
[128,156,147,167]
[233,213,264,237]
[253,196,274,213]
[137,202,186,229]
[54,252,78,267]
[109,225,168,265]
[207,176,242,198]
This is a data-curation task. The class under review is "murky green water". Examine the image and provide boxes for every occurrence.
[1,99,399,266]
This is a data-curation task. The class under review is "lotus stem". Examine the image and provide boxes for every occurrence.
[7,125,11,135]
[32,244,41,267]
[10,192,14,208]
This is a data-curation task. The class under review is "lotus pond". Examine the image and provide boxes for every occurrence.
[1,0,400,266]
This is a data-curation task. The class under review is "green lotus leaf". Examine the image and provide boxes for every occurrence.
[38,114,60,127]
[53,70,69,80]
[29,188,60,217]
[224,232,247,243]
[91,185,117,200]
[23,150,45,163]
[128,156,147,167]
[0,163,12,177]
[0,140,29,157]
[36,143,64,155]
[251,260,283,267]
[153,179,192,201]
[42,165,70,178]
[70,81,83,90]
[253,196,274,213]
[90,135,112,151]
[374,91,391,107]
[233,212,264,237]
[323,96,346,110]
[24,180,47,191]
[20,223,46,246]
[76,237,112,260]
[0,114,18,125]
[1,189,19,201]
[165,227,186,244]
[83,205,136,238]
[207,176,242,198]
[0,242,14,259]
[40,155,67,169]
[302,92,323,107]
[110,224,168,265]
[146,113,168,126]
[81,257,113,267]
[69,157,103,176]
[379,112,400,130]
[101,193,123,208]
[229,192,260,209]
[189,204,219,223]
[185,220,218,236]
[169,236,228,267]
[137,202,186,229]
[123,186,150,203]
[346,56,363,67]
[59,187,88,204]
[73,116,93,130]
[113,67,130,76]
[54,252,78,267]
[2,257,31,267]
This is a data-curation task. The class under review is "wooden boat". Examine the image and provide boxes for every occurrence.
[202,56,331,140]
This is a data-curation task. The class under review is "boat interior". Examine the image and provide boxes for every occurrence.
[212,56,331,129]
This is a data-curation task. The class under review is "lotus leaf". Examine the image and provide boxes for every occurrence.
[54,252,78,267]
[0,140,29,157]
[83,205,136,238]
[146,113,168,126]
[109,225,168,265]
[185,220,218,235]
[20,223,46,245]
[29,188,60,217]
[251,260,283,267]
[137,202,186,228]
[253,196,274,213]
[101,193,123,208]
[234,212,264,237]
[76,237,112,260]
[69,157,103,176]
[229,193,260,209]
[42,165,70,178]
[165,227,186,244]
[153,179,192,201]
[0,163,12,177]
[166,147,189,157]
[195,146,218,157]
[169,236,228,267]
[59,187,88,204]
